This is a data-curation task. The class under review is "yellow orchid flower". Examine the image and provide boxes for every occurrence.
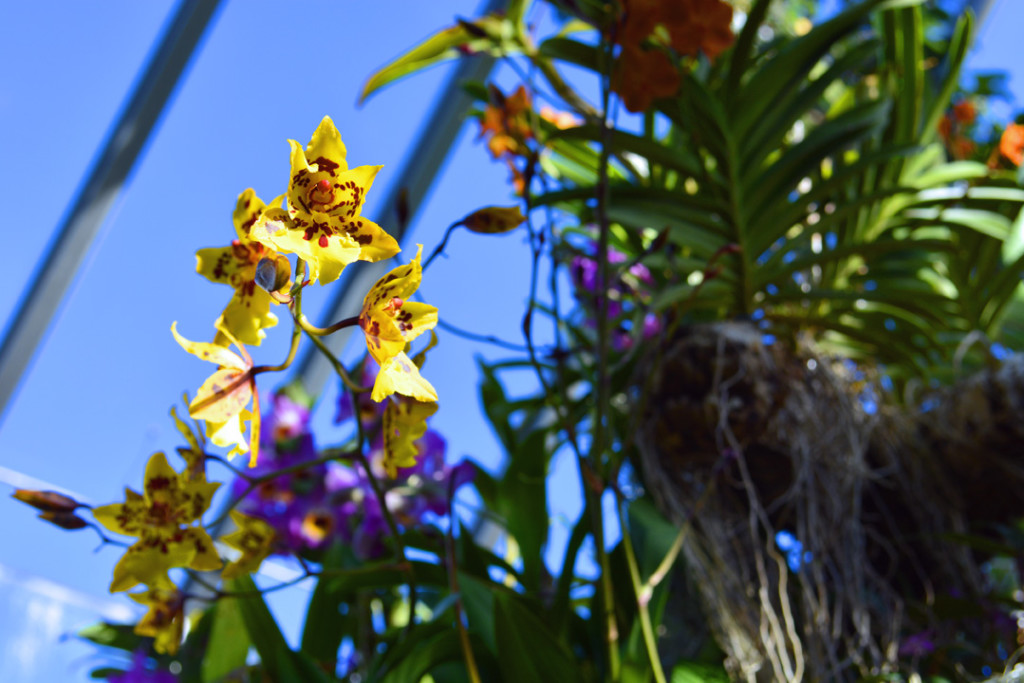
[195,189,287,346]
[129,586,185,655]
[93,452,221,592]
[221,510,275,579]
[358,245,438,402]
[170,403,207,482]
[171,323,261,466]
[382,398,438,478]
[251,116,399,284]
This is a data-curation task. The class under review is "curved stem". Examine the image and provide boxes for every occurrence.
[295,314,360,337]
[590,23,621,682]
[352,448,418,637]
[446,472,482,683]
[615,493,667,683]
[437,319,529,353]
[423,221,462,271]
[295,319,369,394]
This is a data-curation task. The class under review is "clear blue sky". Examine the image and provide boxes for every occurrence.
[1,1,1022,680]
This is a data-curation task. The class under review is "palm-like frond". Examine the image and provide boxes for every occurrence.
[534,0,1024,386]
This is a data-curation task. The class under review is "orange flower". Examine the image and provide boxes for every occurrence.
[613,45,681,113]
[937,113,953,142]
[540,106,581,130]
[950,136,976,160]
[661,0,735,60]
[952,99,976,125]
[612,0,733,113]
[478,86,534,159]
[1000,123,1024,166]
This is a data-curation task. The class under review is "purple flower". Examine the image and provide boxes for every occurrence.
[263,393,311,445]
[106,650,176,683]
[335,359,385,427]
[233,385,474,563]
[569,240,661,349]
[898,631,935,658]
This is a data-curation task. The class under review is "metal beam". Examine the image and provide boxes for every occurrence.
[293,0,503,396]
[0,0,223,423]
[967,0,997,26]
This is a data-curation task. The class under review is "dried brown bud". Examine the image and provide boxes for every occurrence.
[13,489,81,513]
[38,511,89,531]
[459,206,527,234]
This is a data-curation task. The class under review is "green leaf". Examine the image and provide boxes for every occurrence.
[300,542,348,665]
[745,99,891,223]
[379,624,465,683]
[921,13,972,145]
[78,622,142,652]
[671,661,730,683]
[734,0,900,133]
[227,575,333,683]
[1002,204,1024,264]
[901,207,1012,240]
[497,427,550,592]
[360,14,515,103]
[201,598,251,683]
[494,591,580,683]
[741,39,880,169]
[628,498,681,579]
[910,160,990,188]
[550,125,704,177]
[538,36,600,72]
[551,503,591,634]
[724,0,773,99]
[458,572,498,653]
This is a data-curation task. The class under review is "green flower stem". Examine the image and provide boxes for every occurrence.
[642,527,686,600]
[294,319,368,394]
[351,448,419,637]
[252,281,304,374]
[294,313,360,337]
[446,475,483,683]
[615,494,667,683]
[522,39,597,119]
[591,24,621,682]
[422,220,463,271]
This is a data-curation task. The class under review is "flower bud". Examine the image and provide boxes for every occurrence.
[38,511,89,530]
[13,489,81,513]
[459,205,526,234]
[254,256,291,293]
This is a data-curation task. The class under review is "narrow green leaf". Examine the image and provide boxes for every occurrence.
[921,13,972,145]
[740,40,880,165]
[300,543,348,665]
[201,598,250,683]
[360,14,516,103]
[551,503,591,634]
[671,662,730,683]
[78,622,141,653]
[227,576,333,683]
[724,0,774,99]
[498,428,549,592]
[745,99,891,222]
[901,207,1012,240]
[550,125,704,178]
[458,572,498,653]
[494,592,580,683]
[379,627,465,683]
[734,0,902,133]
[538,36,600,72]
